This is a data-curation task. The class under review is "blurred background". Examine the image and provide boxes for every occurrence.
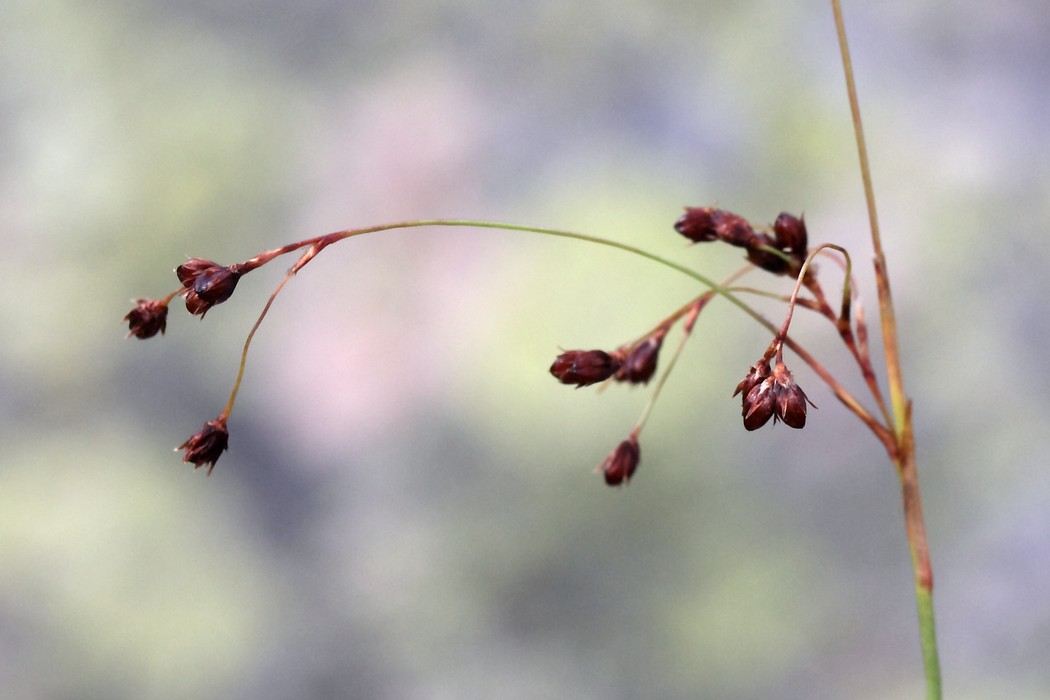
[3,0,1049,698]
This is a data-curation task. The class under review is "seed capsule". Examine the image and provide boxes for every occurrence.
[615,332,665,385]
[550,349,623,387]
[600,436,640,486]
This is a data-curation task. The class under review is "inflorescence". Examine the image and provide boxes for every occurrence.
[128,207,888,483]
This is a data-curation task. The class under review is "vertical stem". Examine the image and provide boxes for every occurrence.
[830,0,907,431]
[831,1,941,697]
[897,433,942,700]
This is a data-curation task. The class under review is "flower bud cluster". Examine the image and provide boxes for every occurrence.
[549,328,668,485]
[734,358,812,430]
[549,330,666,389]
[675,207,808,276]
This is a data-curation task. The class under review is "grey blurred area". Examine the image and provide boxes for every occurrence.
[3,0,1049,698]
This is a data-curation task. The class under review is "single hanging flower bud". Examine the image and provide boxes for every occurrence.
[124,298,169,339]
[615,331,665,385]
[550,349,623,387]
[745,233,791,275]
[674,207,722,243]
[176,258,242,317]
[599,435,640,486]
[177,416,230,475]
[771,361,811,429]
[742,377,777,431]
[772,212,808,257]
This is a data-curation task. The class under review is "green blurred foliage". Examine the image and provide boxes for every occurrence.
[3,0,1050,698]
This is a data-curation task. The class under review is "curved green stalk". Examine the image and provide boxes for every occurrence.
[331,221,884,430]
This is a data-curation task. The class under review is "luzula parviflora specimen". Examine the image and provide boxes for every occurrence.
[126,4,944,694]
[126,207,861,482]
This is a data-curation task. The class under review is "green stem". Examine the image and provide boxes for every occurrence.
[330,218,740,302]
[916,585,943,700]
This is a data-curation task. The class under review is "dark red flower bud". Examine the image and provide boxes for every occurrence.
[177,416,229,475]
[745,233,791,275]
[675,207,721,243]
[176,259,241,317]
[615,332,665,385]
[124,298,169,339]
[771,361,811,429]
[738,359,814,431]
[550,349,623,387]
[715,211,759,249]
[772,212,808,256]
[742,377,777,431]
[599,435,640,486]
[734,359,771,401]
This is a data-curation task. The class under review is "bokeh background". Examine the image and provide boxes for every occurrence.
[3,1,1049,698]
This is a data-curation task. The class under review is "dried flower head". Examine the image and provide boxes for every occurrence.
[676,207,811,277]
[177,416,229,475]
[733,358,772,402]
[615,332,665,385]
[675,206,759,249]
[176,259,242,317]
[716,211,760,249]
[738,359,813,430]
[674,207,721,243]
[550,349,623,387]
[599,435,640,486]
[124,299,169,339]
[772,212,808,257]
[742,376,778,431]
[771,361,811,429]
[745,232,791,275]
